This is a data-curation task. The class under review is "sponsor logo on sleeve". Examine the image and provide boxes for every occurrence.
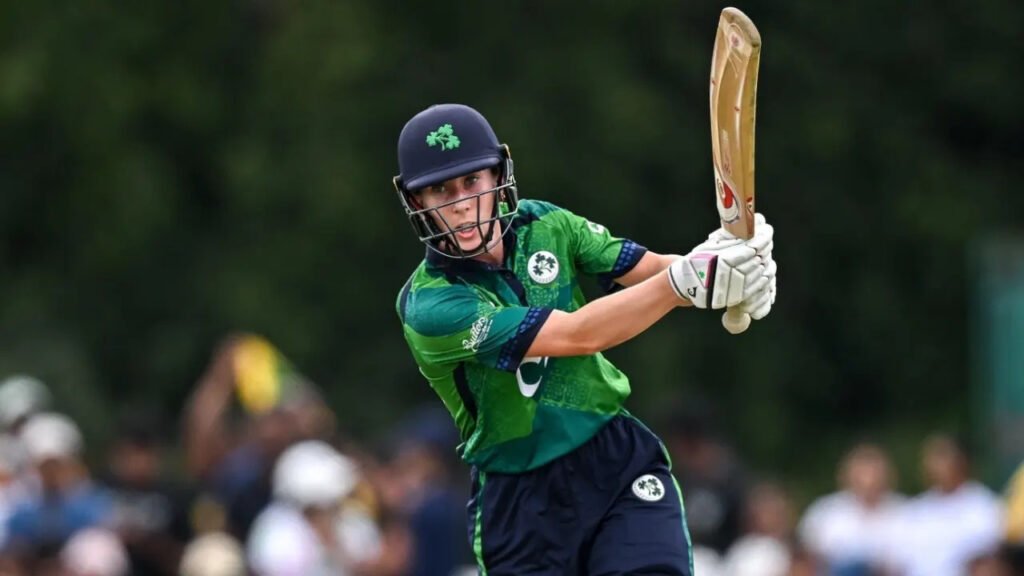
[462,316,493,352]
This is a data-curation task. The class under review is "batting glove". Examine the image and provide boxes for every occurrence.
[667,213,774,310]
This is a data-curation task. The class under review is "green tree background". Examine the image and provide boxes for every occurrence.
[1,1,1021,500]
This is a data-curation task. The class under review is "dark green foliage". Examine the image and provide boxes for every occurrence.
[1,1,1021,493]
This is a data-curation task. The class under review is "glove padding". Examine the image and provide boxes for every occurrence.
[668,213,775,311]
[692,213,772,254]
[738,258,776,320]
[668,244,770,310]
[701,213,776,322]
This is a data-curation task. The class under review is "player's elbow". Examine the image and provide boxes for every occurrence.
[558,333,604,357]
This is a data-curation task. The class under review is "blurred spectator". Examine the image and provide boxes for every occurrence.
[664,402,747,556]
[1005,458,1024,544]
[888,433,1004,576]
[179,532,245,576]
[1,413,112,570]
[0,375,52,435]
[102,409,195,576]
[722,480,796,576]
[384,405,473,576]
[798,442,905,576]
[349,456,411,576]
[1004,457,1024,574]
[966,550,1016,576]
[0,435,32,550]
[246,440,381,575]
[788,545,821,576]
[60,527,129,576]
[691,545,725,576]
[184,335,334,541]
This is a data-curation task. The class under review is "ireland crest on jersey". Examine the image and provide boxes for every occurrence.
[527,251,559,284]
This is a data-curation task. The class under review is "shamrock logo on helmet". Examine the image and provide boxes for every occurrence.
[426,124,461,151]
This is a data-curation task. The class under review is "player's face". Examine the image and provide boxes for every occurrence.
[417,169,500,252]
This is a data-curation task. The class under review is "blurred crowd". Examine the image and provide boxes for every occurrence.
[668,407,1024,576]
[0,337,1022,576]
[0,336,474,576]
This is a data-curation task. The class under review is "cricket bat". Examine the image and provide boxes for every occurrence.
[709,7,761,334]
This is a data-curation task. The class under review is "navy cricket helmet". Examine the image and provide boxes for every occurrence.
[393,104,519,259]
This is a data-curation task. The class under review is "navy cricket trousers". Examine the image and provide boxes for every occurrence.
[465,414,693,575]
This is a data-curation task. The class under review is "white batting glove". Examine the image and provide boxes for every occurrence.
[738,258,776,320]
[668,212,775,314]
[718,214,775,327]
[693,213,772,253]
[666,240,769,309]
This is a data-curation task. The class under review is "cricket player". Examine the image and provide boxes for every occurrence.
[393,103,776,575]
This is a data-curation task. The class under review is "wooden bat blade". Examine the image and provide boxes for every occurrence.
[710,7,761,240]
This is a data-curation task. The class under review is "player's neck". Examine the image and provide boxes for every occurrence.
[472,238,504,267]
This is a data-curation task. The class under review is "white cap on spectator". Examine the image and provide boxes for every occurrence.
[273,440,357,507]
[179,532,245,576]
[0,375,51,429]
[723,535,790,576]
[692,545,725,576]
[19,412,82,462]
[61,528,129,576]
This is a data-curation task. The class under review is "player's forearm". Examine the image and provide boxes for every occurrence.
[575,273,686,350]
[614,252,682,287]
[529,272,686,357]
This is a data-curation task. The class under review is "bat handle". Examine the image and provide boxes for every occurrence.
[722,307,751,335]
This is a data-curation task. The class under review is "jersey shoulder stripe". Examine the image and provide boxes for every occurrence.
[597,239,647,292]
[495,307,552,371]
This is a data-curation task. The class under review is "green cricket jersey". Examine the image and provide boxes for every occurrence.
[396,199,648,473]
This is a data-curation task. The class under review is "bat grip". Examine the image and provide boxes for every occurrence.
[722,307,751,335]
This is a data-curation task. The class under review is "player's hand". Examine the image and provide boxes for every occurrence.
[667,213,774,310]
[734,214,775,320]
[698,213,776,320]
[693,213,773,253]
[738,257,776,319]
[667,238,769,310]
